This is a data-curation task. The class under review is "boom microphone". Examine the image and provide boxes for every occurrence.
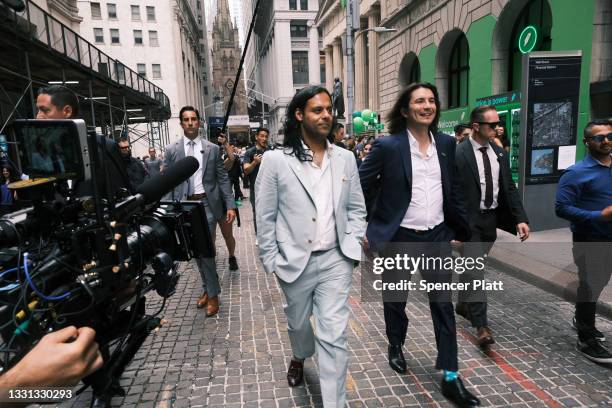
[114,156,198,219]
[137,156,198,204]
[1,0,26,12]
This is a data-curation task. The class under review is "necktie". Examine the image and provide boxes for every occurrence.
[479,146,493,208]
[187,141,195,196]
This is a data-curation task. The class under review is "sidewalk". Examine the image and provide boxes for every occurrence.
[490,228,612,319]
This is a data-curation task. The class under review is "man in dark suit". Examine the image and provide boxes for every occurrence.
[359,83,479,407]
[163,106,236,317]
[454,105,529,347]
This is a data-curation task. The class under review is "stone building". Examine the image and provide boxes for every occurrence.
[211,0,247,116]
[316,0,383,113]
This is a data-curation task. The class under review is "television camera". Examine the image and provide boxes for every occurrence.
[0,119,211,404]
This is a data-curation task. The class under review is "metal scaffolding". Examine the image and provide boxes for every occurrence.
[0,0,172,155]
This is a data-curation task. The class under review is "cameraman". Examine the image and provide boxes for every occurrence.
[0,327,103,398]
[117,137,147,191]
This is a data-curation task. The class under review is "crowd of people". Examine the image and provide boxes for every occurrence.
[0,83,610,408]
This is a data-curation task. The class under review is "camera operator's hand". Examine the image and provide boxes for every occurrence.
[217,134,228,146]
[0,326,103,389]
[253,154,263,164]
[226,209,236,224]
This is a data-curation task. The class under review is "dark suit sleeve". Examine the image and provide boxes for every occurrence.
[502,155,528,224]
[447,138,471,241]
[358,138,384,217]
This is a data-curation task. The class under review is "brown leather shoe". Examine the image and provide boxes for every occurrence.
[196,293,208,309]
[287,359,304,387]
[206,296,219,317]
[477,326,495,347]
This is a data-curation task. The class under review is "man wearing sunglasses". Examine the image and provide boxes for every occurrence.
[556,119,612,364]
[454,105,529,348]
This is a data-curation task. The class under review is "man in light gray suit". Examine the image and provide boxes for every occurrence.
[256,86,366,408]
[163,106,236,317]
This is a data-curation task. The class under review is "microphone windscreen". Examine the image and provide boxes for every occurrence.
[136,156,198,203]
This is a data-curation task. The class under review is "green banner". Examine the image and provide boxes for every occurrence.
[438,107,469,135]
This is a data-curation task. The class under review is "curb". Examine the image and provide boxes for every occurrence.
[488,249,612,320]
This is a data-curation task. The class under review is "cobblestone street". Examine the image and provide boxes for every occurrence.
[62,202,612,408]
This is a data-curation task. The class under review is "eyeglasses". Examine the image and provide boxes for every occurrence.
[587,133,612,143]
[477,121,503,129]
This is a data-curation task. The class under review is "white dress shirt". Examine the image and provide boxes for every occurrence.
[302,143,337,251]
[183,135,205,194]
[469,136,500,210]
[400,131,444,230]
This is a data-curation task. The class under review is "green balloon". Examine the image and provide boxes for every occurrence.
[352,111,362,118]
[372,111,378,119]
[372,117,378,125]
[353,117,364,133]
[361,109,373,122]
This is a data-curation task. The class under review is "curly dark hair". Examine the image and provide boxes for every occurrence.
[283,86,332,162]
[386,82,441,135]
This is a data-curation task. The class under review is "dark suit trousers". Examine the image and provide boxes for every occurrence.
[458,210,497,328]
[382,223,458,372]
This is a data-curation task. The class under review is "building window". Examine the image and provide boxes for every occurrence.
[146,6,156,21]
[300,0,308,10]
[149,30,158,47]
[289,0,297,10]
[107,3,117,19]
[508,0,552,91]
[152,64,161,79]
[292,51,309,84]
[110,28,120,44]
[409,58,421,84]
[93,28,104,43]
[320,53,326,84]
[90,2,101,19]
[134,30,143,45]
[448,33,469,108]
[116,62,126,82]
[131,5,140,21]
[137,63,146,77]
[290,21,308,38]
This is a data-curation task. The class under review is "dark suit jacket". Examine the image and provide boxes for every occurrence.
[359,130,471,246]
[455,139,528,235]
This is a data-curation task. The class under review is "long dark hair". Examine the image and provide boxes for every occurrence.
[386,82,441,135]
[1,165,20,184]
[283,85,332,162]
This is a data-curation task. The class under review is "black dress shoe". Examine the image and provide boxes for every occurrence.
[388,344,407,374]
[287,359,304,387]
[441,377,480,407]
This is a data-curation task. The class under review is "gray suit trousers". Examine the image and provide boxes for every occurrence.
[277,247,353,408]
[195,198,221,298]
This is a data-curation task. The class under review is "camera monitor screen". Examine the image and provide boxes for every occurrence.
[12,119,90,181]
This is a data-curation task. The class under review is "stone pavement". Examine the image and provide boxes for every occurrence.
[58,201,611,408]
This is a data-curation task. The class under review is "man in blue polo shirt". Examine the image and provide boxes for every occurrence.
[556,118,612,364]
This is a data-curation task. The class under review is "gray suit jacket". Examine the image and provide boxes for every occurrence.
[162,137,236,220]
[255,144,367,283]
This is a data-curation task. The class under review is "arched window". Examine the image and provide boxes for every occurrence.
[448,34,469,108]
[508,0,552,91]
[409,58,421,84]
[399,52,420,87]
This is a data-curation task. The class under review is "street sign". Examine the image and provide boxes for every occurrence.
[227,115,250,126]
[518,25,538,54]
[208,116,224,128]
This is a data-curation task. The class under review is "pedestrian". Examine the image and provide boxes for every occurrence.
[145,147,162,178]
[454,105,530,347]
[118,137,148,192]
[453,123,471,144]
[330,122,345,148]
[243,127,269,240]
[218,133,240,271]
[163,106,236,317]
[555,118,612,364]
[358,82,479,407]
[255,86,366,408]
